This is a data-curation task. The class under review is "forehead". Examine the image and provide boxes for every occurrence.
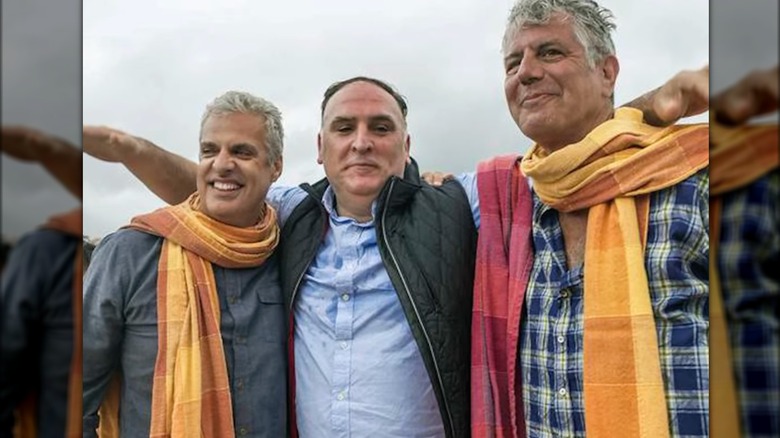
[200,112,266,142]
[322,81,404,123]
[505,14,581,52]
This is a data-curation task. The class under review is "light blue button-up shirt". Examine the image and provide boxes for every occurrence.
[268,172,478,438]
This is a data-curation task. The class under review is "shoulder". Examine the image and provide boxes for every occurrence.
[6,228,79,266]
[91,228,163,268]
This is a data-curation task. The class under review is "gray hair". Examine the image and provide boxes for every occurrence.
[200,91,284,165]
[503,0,616,67]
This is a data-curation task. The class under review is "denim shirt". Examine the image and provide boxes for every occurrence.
[81,229,286,438]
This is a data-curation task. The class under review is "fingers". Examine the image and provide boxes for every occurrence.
[421,171,454,187]
[644,66,710,127]
[713,65,779,125]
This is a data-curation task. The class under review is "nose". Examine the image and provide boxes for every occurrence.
[517,55,543,86]
[351,125,373,153]
[212,148,235,172]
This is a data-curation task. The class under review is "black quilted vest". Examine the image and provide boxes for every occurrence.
[279,159,477,437]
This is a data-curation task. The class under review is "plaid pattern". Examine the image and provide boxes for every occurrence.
[717,171,780,437]
[519,169,710,437]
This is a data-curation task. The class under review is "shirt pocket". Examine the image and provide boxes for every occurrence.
[255,284,286,343]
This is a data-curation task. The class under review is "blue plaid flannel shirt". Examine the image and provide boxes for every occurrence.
[717,170,780,438]
[520,169,710,437]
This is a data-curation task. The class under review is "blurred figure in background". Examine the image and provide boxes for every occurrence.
[0,126,82,437]
[0,241,12,275]
[710,64,779,438]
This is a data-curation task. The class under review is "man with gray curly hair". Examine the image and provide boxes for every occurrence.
[82,91,289,437]
[472,0,709,437]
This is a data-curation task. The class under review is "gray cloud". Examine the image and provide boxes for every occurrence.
[83,0,709,238]
[710,0,778,93]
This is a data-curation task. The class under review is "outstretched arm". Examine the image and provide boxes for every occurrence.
[1,126,82,200]
[83,126,197,205]
[622,65,709,127]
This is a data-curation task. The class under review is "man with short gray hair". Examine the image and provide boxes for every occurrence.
[472,0,709,437]
[82,91,289,437]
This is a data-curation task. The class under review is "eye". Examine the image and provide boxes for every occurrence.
[335,124,353,133]
[233,146,257,158]
[200,146,217,157]
[540,48,563,59]
[505,58,521,75]
[374,124,391,133]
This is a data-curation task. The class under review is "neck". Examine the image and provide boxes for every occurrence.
[538,107,615,154]
[332,191,375,223]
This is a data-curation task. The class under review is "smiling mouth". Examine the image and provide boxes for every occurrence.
[522,94,553,105]
[211,181,243,192]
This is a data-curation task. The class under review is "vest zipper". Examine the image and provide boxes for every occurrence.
[380,178,455,436]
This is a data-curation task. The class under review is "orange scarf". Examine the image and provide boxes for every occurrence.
[13,208,83,438]
[521,108,708,437]
[97,194,279,437]
[709,122,779,438]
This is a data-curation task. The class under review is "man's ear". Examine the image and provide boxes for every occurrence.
[271,156,283,182]
[316,132,324,165]
[601,55,620,97]
[405,133,411,164]
[601,55,620,98]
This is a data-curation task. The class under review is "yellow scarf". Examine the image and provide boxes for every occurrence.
[709,122,778,438]
[521,108,708,437]
[97,194,279,437]
[14,208,83,438]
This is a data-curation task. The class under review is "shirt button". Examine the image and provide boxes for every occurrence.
[237,379,244,390]
[340,341,348,350]
[337,391,346,401]
[236,336,246,344]
[560,290,570,299]
[341,293,350,301]
[228,296,237,304]
[557,335,565,344]
[559,388,568,397]
[239,427,248,436]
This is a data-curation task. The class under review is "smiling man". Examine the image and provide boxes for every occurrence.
[471,1,709,437]
[81,91,288,437]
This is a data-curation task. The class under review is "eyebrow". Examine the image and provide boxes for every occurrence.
[329,114,397,126]
[199,141,258,152]
[503,39,563,64]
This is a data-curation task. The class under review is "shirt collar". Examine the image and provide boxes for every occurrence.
[321,185,378,228]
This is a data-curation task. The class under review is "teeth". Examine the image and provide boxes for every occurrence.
[213,181,240,191]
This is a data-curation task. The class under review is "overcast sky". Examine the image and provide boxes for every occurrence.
[1,0,81,240]
[81,0,710,238]
[4,1,774,239]
[710,0,778,94]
